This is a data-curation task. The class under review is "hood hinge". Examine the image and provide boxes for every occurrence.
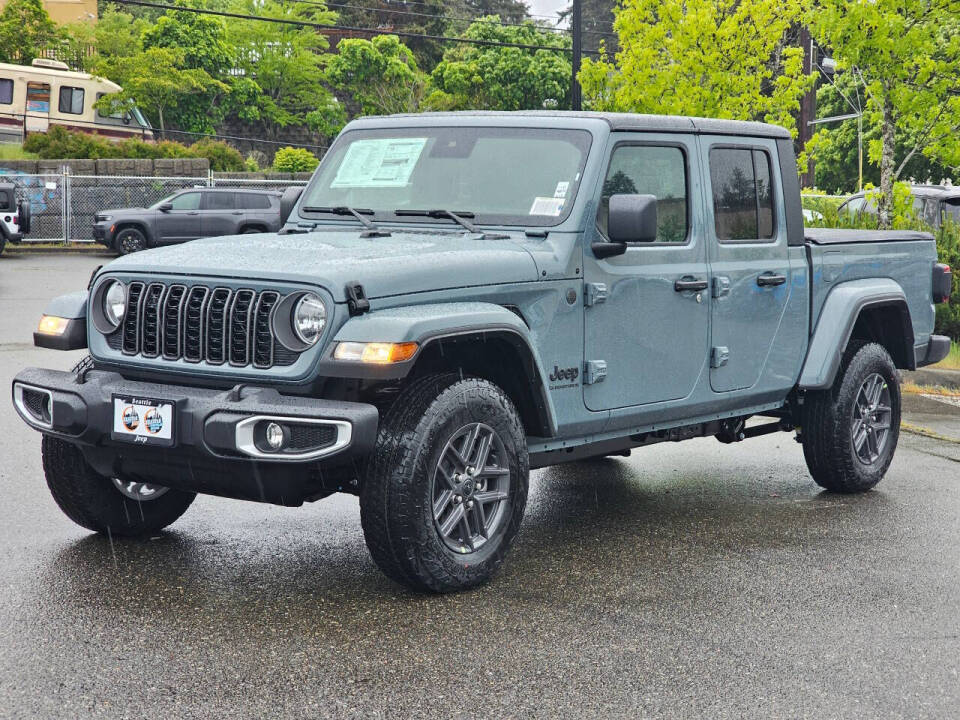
[583,282,608,307]
[345,281,370,317]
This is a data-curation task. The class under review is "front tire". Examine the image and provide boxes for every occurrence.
[115,227,147,254]
[801,342,901,493]
[42,436,195,536]
[360,374,529,593]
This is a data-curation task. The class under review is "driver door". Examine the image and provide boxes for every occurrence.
[582,135,711,411]
[156,191,202,243]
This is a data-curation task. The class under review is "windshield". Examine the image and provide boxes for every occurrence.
[300,126,592,227]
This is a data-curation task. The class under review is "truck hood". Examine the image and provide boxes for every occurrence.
[106,228,541,301]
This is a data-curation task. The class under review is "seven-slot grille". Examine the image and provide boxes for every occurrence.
[113,281,293,369]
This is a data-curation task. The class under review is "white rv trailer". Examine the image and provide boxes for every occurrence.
[0,58,152,143]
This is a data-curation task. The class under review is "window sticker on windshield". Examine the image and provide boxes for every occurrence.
[554,181,570,198]
[331,138,427,188]
[530,197,565,216]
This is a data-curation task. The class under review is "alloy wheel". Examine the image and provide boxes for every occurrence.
[432,423,511,554]
[851,372,893,465]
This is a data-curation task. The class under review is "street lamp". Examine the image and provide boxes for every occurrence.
[808,55,864,191]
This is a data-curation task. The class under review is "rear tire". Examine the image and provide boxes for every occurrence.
[41,436,195,536]
[360,374,528,593]
[801,342,901,493]
[115,227,147,254]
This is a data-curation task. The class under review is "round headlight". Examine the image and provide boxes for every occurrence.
[292,293,326,345]
[103,281,127,328]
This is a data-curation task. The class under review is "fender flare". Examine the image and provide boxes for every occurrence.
[798,278,913,390]
[322,302,558,436]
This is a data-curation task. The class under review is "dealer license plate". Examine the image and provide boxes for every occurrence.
[112,396,175,447]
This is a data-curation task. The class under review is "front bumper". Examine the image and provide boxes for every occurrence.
[92,223,113,246]
[12,367,379,504]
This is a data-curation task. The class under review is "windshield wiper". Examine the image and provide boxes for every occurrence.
[394,209,508,239]
[301,206,391,237]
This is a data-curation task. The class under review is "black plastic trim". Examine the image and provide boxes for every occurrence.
[33,319,87,351]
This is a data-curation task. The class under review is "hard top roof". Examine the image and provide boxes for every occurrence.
[350,111,792,140]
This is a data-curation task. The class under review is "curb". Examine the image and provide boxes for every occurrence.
[903,367,960,392]
[2,245,111,255]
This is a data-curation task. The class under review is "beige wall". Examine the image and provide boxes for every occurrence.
[0,0,97,24]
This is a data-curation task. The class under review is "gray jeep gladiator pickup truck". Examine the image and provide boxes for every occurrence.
[13,112,954,592]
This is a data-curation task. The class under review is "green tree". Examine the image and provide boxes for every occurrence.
[142,7,235,76]
[273,146,319,172]
[560,0,620,55]
[814,0,960,227]
[429,17,571,110]
[579,0,813,135]
[227,0,343,139]
[62,8,149,70]
[809,73,956,193]
[327,35,427,116]
[0,0,58,64]
[329,0,449,67]
[94,47,227,133]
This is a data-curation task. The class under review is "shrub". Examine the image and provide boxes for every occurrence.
[190,139,245,172]
[273,146,319,173]
[21,127,245,171]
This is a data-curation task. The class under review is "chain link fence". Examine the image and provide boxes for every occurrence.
[0,171,308,242]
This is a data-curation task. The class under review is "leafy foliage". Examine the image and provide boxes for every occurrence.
[0,0,58,64]
[327,35,427,116]
[429,17,571,111]
[272,146,320,173]
[22,125,246,170]
[814,0,960,227]
[579,0,813,134]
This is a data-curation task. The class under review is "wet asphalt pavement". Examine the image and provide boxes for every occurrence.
[2,254,959,719]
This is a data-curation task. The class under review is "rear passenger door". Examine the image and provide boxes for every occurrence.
[702,140,792,394]
[200,192,240,237]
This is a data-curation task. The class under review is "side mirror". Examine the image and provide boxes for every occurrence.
[591,194,658,259]
[158,203,172,212]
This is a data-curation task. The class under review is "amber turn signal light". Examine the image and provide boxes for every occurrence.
[334,341,419,364]
[37,315,70,336]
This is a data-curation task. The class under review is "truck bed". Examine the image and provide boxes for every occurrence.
[804,228,934,245]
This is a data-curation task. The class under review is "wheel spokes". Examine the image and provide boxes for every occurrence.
[438,502,465,538]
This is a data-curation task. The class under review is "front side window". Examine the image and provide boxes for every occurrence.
[58,86,84,115]
[302,126,592,227]
[709,147,776,241]
[167,192,201,211]
[0,79,13,105]
[597,144,689,243]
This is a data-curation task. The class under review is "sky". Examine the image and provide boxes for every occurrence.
[528,0,567,22]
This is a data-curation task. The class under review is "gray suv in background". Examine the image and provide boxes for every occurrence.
[92,188,285,254]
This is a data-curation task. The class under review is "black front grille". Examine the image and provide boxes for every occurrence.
[114,282,300,369]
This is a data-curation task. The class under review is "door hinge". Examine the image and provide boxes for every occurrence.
[583,282,608,307]
[712,276,730,298]
[584,359,607,385]
[711,346,730,368]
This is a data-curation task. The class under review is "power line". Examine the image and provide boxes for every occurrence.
[112,0,602,55]
[299,0,617,37]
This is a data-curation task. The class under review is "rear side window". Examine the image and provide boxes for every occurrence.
[239,193,272,210]
[597,144,689,243]
[0,189,10,209]
[944,198,960,225]
[58,86,84,115]
[709,147,776,241]
[0,79,13,105]
[203,192,234,210]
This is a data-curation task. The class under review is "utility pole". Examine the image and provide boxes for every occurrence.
[571,0,582,111]
[798,27,817,188]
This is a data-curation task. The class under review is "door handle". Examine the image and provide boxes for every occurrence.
[232,211,243,215]
[757,272,787,287]
[187,211,200,215]
[674,277,709,292]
